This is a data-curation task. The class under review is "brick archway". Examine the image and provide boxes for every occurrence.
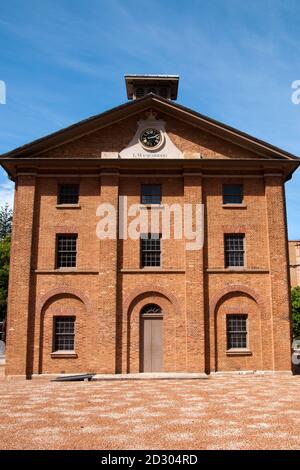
[38,288,92,374]
[211,284,266,372]
[124,285,181,319]
[39,287,92,316]
[210,284,266,318]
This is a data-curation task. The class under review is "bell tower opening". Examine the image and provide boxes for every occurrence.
[125,74,179,101]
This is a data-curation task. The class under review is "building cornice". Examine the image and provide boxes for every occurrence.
[2,157,297,182]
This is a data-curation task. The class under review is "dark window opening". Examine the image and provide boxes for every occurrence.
[225,234,245,267]
[53,316,75,351]
[56,234,77,268]
[159,87,169,99]
[141,304,162,315]
[227,314,248,349]
[223,184,243,204]
[135,87,144,98]
[58,184,79,205]
[141,184,161,205]
[141,234,161,267]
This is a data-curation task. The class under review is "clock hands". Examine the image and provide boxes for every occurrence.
[140,128,162,148]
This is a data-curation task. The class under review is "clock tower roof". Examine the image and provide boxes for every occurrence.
[125,74,179,101]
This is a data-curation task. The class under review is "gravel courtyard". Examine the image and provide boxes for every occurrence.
[0,372,299,450]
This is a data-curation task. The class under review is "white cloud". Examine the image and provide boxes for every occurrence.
[0,180,15,208]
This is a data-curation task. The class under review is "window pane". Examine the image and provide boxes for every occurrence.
[141,304,162,315]
[227,315,247,349]
[54,317,75,351]
[141,185,161,204]
[141,234,161,267]
[58,184,79,205]
[56,235,77,268]
[225,234,245,267]
[223,184,243,204]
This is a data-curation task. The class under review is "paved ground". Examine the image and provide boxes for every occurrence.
[0,372,299,450]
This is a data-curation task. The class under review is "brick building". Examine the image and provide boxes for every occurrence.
[289,240,300,288]
[1,75,299,378]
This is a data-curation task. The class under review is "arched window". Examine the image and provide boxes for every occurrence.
[141,304,162,316]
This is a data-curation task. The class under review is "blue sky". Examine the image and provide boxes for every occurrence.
[0,0,299,237]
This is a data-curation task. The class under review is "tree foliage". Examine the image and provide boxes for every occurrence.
[0,204,12,239]
[0,236,10,321]
[292,286,300,339]
[0,204,12,321]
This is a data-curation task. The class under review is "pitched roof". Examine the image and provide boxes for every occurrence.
[1,93,299,161]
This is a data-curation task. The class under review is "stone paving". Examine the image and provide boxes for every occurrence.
[0,373,299,450]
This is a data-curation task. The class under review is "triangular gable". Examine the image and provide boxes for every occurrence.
[1,94,299,161]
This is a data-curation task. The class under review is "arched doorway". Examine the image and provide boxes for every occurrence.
[140,304,163,372]
[124,289,180,374]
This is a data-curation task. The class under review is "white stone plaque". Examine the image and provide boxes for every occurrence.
[119,110,183,159]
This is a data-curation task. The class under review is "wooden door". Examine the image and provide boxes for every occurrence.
[142,316,163,372]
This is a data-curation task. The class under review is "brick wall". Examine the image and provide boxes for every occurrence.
[4,113,294,376]
[5,175,36,377]
[41,111,265,160]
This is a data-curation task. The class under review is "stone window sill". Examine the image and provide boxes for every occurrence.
[226,349,252,356]
[51,351,78,358]
[56,204,81,209]
[139,204,164,209]
[222,204,247,209]
[120,268,185,273]
[34,269,98,274]
[206,268,269,273]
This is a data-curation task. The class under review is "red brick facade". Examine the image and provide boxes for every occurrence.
[1,94,299,377]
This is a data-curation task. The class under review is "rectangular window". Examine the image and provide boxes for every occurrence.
[225,234,245,267]
[56,234,77,268]
[141,234,161,267]
[227,314,248,349]
[223,184,243,204]
[58,184,79,205]
[141,184,161,205]
[54,317,75,351]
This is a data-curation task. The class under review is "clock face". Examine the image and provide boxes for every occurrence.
[140,128,162,149]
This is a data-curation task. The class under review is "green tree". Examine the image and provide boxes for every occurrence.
[0,236,10,321]
[0,204,12,239]
[0,204,12,322]
[292,286,300,338]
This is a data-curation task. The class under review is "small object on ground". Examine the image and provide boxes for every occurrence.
[51,373,95,382]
